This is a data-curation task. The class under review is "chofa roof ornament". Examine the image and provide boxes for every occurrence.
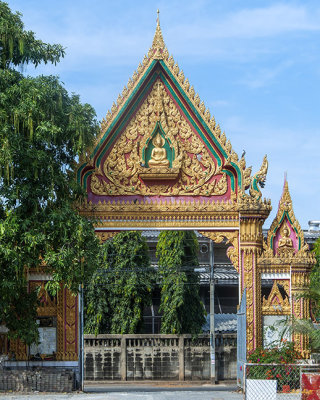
[249,155,268,200]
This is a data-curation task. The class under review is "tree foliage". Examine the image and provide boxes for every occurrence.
[0,2,64,69]
[291,238,320,351]
[84,240,113,335]
[85,232,155,335]
[310,238,320,318]
[0,1,100,345]
[156,231,206,334]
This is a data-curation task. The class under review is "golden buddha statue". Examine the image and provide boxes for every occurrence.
[278,223,293,249]
[148,133,170,168]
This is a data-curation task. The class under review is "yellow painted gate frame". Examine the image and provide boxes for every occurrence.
[77,19,315,358]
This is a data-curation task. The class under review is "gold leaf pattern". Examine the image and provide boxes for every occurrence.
[91,80,229,197]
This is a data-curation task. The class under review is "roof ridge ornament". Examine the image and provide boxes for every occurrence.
[151,9,166,59]
[249,155,268,201]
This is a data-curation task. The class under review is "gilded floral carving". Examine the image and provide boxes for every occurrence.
[56,287,78,361]
[91,80,229,197]
[261,281,291,315]
[96,231,118,242]
[199,231,239,272]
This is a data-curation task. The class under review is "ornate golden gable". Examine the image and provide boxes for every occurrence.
[81,14,254,194]
[90,79,230,197]
[258,181,316,269]
[262,281,290,315]
[264,181,313,259]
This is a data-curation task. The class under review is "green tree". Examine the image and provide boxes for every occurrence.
[156,231,206,334]
[84,232,155,334]
[290,238,320,351]
[0,1,100,345]
[0,1,64,69]
[310,238,320,319]
[84,240,113,335]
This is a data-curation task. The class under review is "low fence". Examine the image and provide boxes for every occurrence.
[244,363,320,399]
[0,368,74,392]
[84,333,236,381]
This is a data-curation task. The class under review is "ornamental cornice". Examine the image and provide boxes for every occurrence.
[78,194,274,222]
[237,192,272,214]
[79,199,243,228]
[258,253,316,267]
[259,265,291,274]
[79,198,239,213]
[93,220,239,229]
[259,258,315,267]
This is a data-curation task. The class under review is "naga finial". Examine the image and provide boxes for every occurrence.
[249,154,268,200]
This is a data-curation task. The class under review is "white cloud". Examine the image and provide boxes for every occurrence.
[238,61,293,89]
[212,5,320,38]
[15,2,320,67]
[210,100,230,107]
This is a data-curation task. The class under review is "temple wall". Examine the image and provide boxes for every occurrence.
[84,334,237,382]
[0,367,75,392]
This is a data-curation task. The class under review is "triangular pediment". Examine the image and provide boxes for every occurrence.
[267,181,306,256]
[78,18,253,204]
[262,281,290,315]
[259,180,316,266]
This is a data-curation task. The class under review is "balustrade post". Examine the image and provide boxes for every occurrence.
[120,336,127,381]
[179,335,185,381]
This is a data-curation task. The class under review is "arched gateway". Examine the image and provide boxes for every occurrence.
[78,18,315,358]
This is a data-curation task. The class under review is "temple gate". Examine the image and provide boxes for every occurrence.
[77,16,315,357]
[7,16,314,365]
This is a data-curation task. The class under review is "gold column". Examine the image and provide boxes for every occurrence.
[56,287,78,361]
[9,338,28,361]
[240,215,265,354]
[291,268,310,358]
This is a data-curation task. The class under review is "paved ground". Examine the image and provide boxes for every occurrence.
[0,383,243,400]
[0,392,243,400]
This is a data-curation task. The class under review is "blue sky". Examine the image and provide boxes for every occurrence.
[7,0,320,228]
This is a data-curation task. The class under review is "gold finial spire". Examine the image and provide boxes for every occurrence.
[152,9,165,51]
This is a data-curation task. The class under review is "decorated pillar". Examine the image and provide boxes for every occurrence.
[56,286,78,361]
[237,157,272,354]
[239,207,270,353]
[257,181,316,357]
[11,279,78,361]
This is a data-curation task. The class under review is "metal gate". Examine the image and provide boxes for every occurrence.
[237,289,246,388]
